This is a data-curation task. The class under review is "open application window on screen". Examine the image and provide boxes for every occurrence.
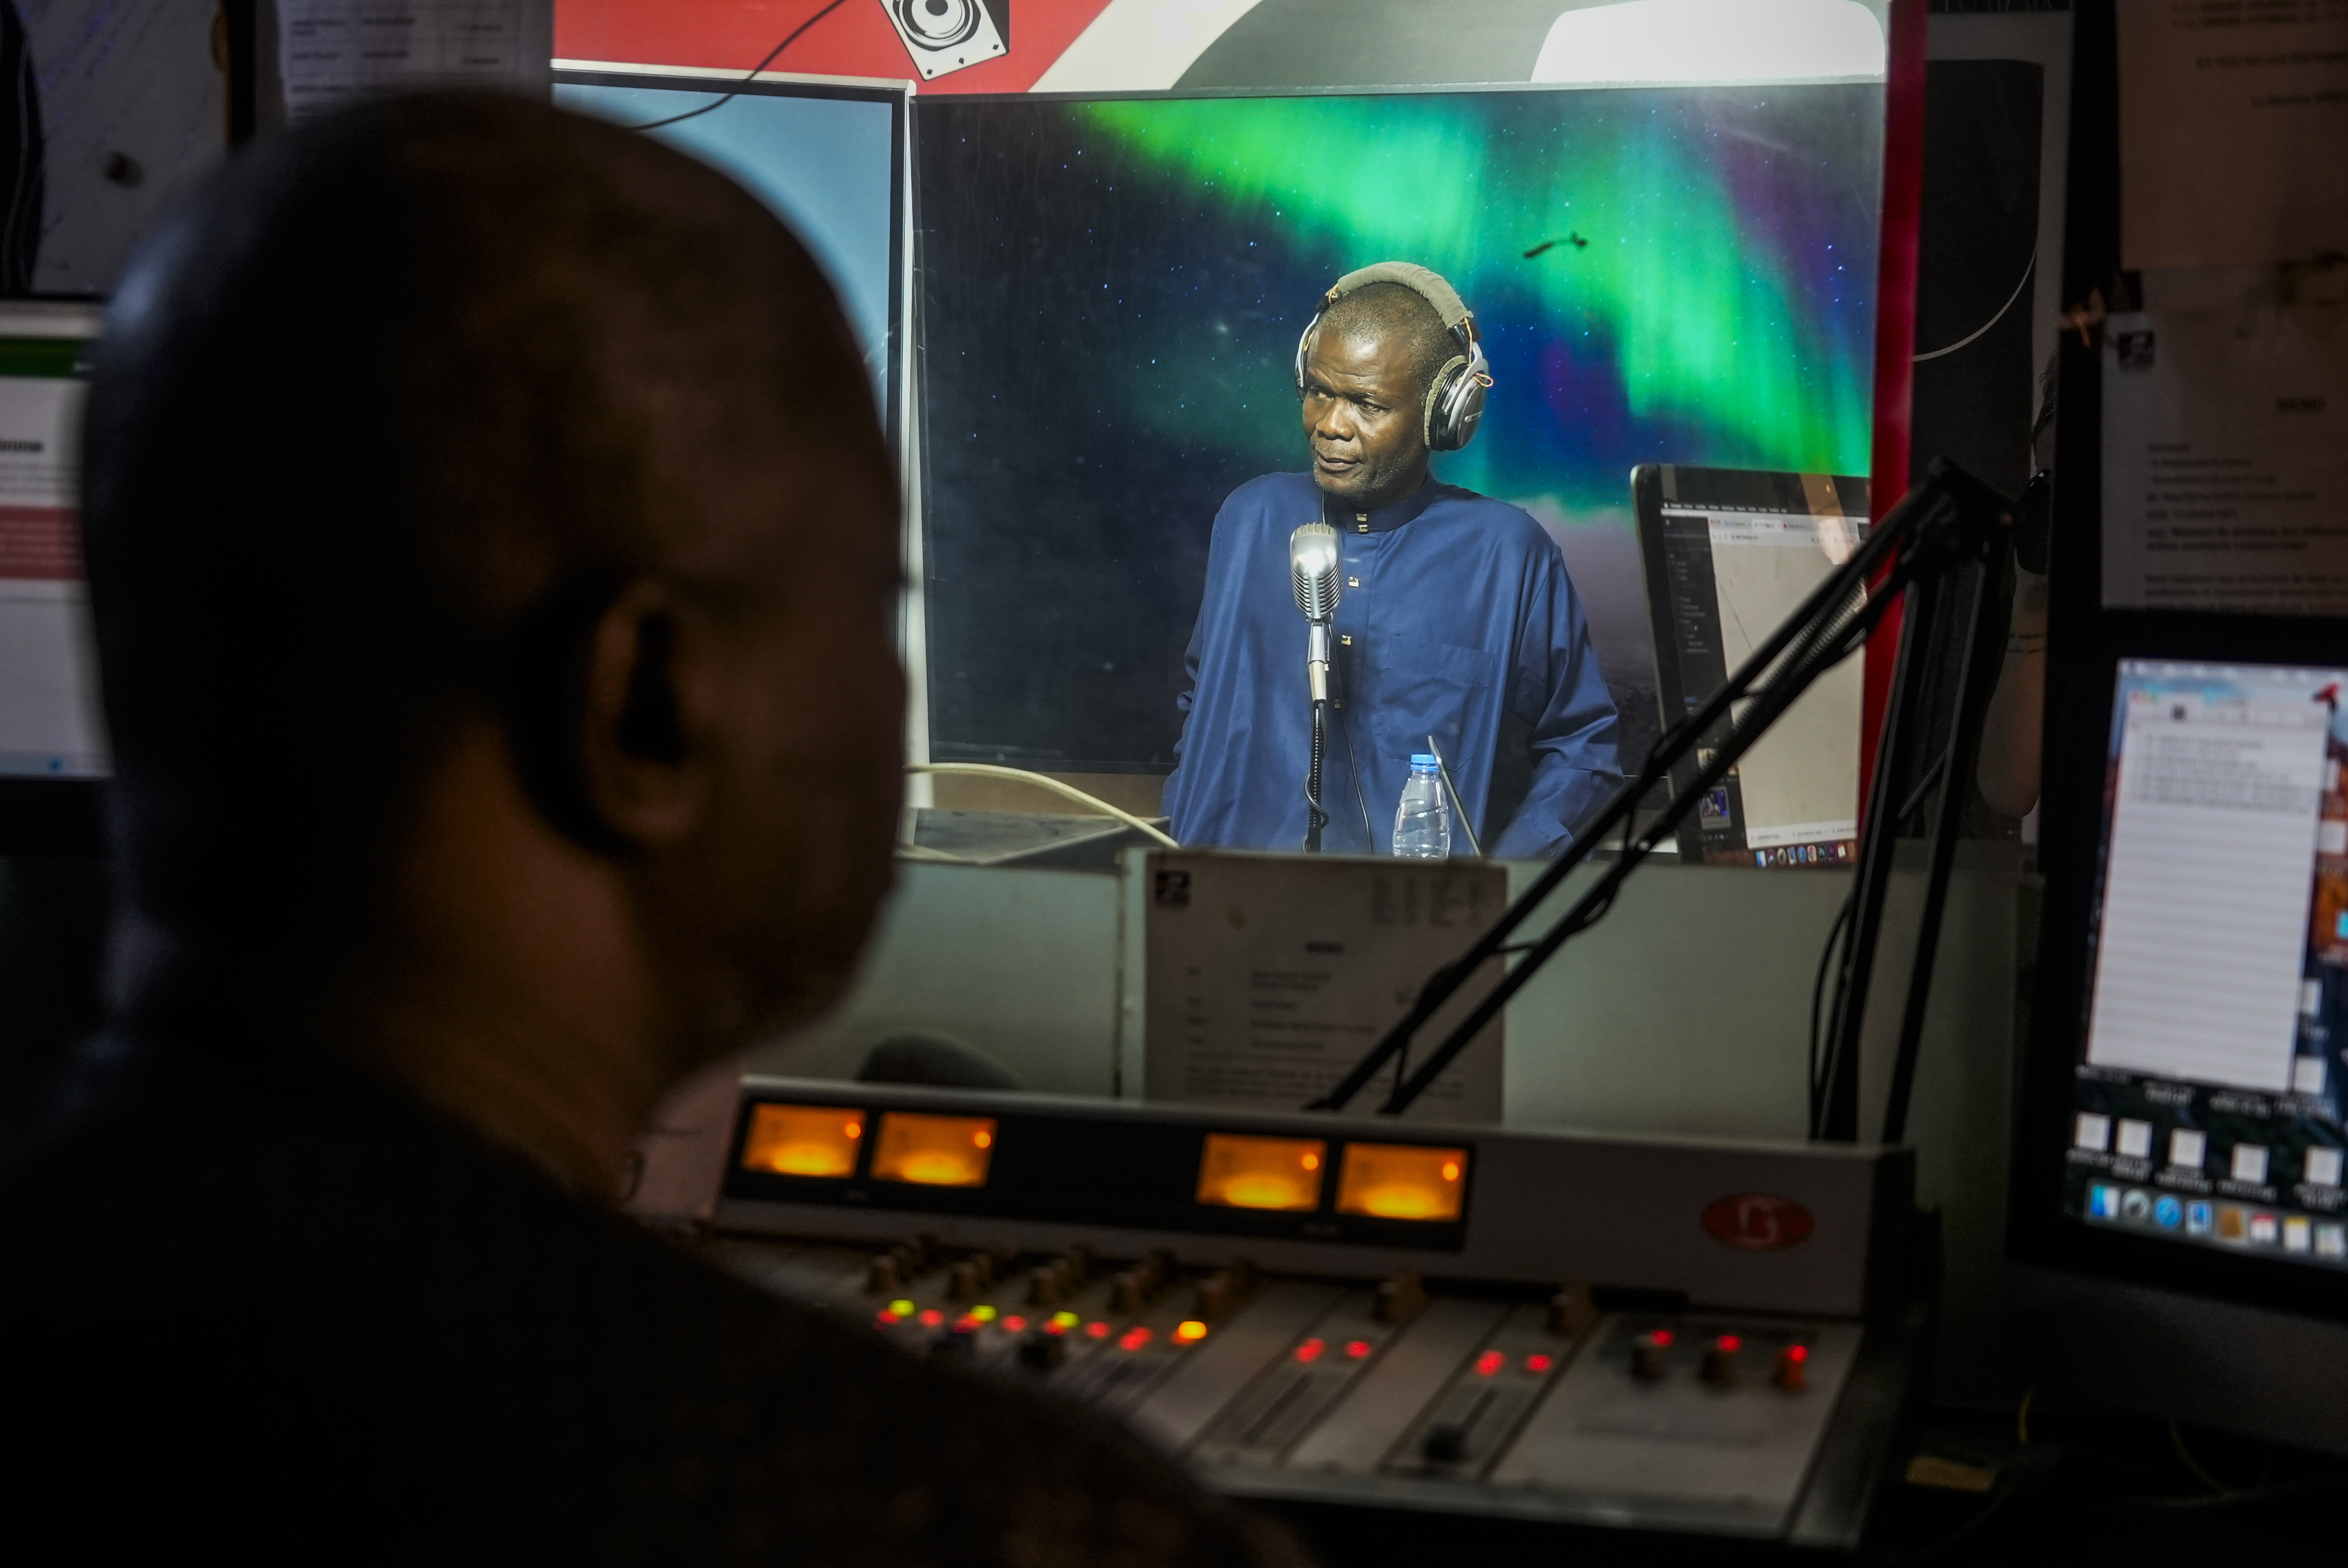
[0,308,105,780]
[1638,466,1870,868]
[2067,659,2348,1269]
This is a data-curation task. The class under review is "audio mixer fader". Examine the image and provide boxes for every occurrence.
[665,1079,1923,1547]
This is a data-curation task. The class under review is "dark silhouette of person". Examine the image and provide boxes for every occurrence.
[0,92,1303,1565]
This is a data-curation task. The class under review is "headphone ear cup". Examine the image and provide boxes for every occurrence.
[1423,354,1468,450]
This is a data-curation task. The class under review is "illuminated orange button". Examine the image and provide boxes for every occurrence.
[1335,1142,1469,1222]
[1175,1320,1208,1344]
[1196,1133,1329,1212]
[869,1112,998,1188]
[739,1103,866,1179]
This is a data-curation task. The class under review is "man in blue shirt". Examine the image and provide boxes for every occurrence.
[1164,265,1622,858]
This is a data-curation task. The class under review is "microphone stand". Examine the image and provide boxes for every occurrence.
[1305,459,2015,1134]
[1303,696,1330,853]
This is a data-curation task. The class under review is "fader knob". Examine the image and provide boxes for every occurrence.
[1700,1335,1743,1388]
[866,1255,900,1296]
[1420,1421,1467,1464]
[1027,1263,1065,1309]
[1773,1345,1810,1391]
[1630,1330,1673,1381]
[1111,1271,1147,1314]
[947,1261,984,1302]
[1373,1270,1428,1325]
[1194,1272,1234,1322]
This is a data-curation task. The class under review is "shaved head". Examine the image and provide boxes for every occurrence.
[84,92,898,1018]
[1314,281,1457,406]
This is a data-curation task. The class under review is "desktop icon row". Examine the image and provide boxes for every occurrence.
[2087,1183,2348,1258]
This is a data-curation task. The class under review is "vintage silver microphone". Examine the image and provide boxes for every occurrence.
[1290,523,1343,702]
[1289,523,1343,852]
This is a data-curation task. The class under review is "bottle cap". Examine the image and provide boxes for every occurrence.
[1411,754,1438,767]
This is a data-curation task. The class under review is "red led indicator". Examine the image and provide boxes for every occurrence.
[1120,1328,1154,1352]
[1475,1350,1507,1377]
[1524,1354,1554,1374]
[1787,1345,1809,1364]
[955,1313,980,1332]
[1647,1329,1675,1347]
[1294,1338,1327,1364]
[875,1309,902,1326]
[1002,1315,1028,1333]
[1344,1339,1373,1360]
[918,1309,945,1328]
[1715,1335,1743,1353]
[1084,1321,1111,1339]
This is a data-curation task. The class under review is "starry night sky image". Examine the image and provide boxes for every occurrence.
[916,85,1882,775]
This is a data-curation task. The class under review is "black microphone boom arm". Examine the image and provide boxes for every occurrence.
[1306,459,2016,1126]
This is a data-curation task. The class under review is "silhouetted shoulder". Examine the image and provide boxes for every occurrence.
[0,1039,1306,1567]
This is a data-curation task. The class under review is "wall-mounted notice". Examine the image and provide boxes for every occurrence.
[1141,850,1505,1122]
[2118,1,2348,269]
[2102,264,2348,614]
[278,1,553,122]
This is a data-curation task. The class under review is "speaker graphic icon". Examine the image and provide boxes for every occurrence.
[880,0,1008,81]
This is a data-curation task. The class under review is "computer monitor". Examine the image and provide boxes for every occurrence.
[1633,464,1870,867]
[0,303,106,852]
[2012,638,2348,1451]
[551,68,910,434]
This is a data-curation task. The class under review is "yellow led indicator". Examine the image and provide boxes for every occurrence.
[1196,1133,1329,1213]
[889,1299,916,1317]
[1175,1320,1209,1343]
[1050,1311,1082,1330]
[1336,1142,1470,1222]
[869,1112,998,1188]
[739,1103,866,1179]
[970,1304,998,1323]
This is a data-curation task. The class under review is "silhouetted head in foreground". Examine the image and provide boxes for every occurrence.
[82,92,904,1188]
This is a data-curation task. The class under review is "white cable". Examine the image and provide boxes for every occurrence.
[908,762,1182,850]
[1913,249,2036,364]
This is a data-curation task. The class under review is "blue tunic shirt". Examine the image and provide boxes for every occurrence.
[1164,473,1622,858]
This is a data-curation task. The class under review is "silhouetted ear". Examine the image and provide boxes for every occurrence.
[576,581,717,850]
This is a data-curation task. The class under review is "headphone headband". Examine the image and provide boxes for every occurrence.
[1295,261,1491,452]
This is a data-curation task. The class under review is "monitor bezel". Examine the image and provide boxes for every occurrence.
[2009,608,2348,1324]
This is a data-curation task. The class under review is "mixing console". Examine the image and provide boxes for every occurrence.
[669,1080,1924,1549]
[703,1231,1894,1541]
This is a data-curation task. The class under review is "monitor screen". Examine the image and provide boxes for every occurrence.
[914,84,1884,803]
[1635,464,1869,866]
[2064,658,2348,1272]
[0,307,106,782]
[553,70,908,424]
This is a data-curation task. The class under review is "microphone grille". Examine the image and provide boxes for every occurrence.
[1290,523,1342,621]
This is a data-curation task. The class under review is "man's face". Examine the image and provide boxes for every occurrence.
[1302,327,1431,510]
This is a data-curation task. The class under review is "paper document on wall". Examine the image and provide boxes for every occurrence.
[2102,264,2348,615]
[279,1,553,122]
[1142,851,1505,1122]
[2118,1,2348,268]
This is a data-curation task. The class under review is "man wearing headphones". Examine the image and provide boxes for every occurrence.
[1163,264,1621,857]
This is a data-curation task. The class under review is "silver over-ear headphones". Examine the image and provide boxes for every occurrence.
[1293,261,1491,452]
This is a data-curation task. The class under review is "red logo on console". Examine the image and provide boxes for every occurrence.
[1701,1193,1815,1251]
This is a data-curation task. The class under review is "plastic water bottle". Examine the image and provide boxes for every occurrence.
[1392,755,1451,859]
